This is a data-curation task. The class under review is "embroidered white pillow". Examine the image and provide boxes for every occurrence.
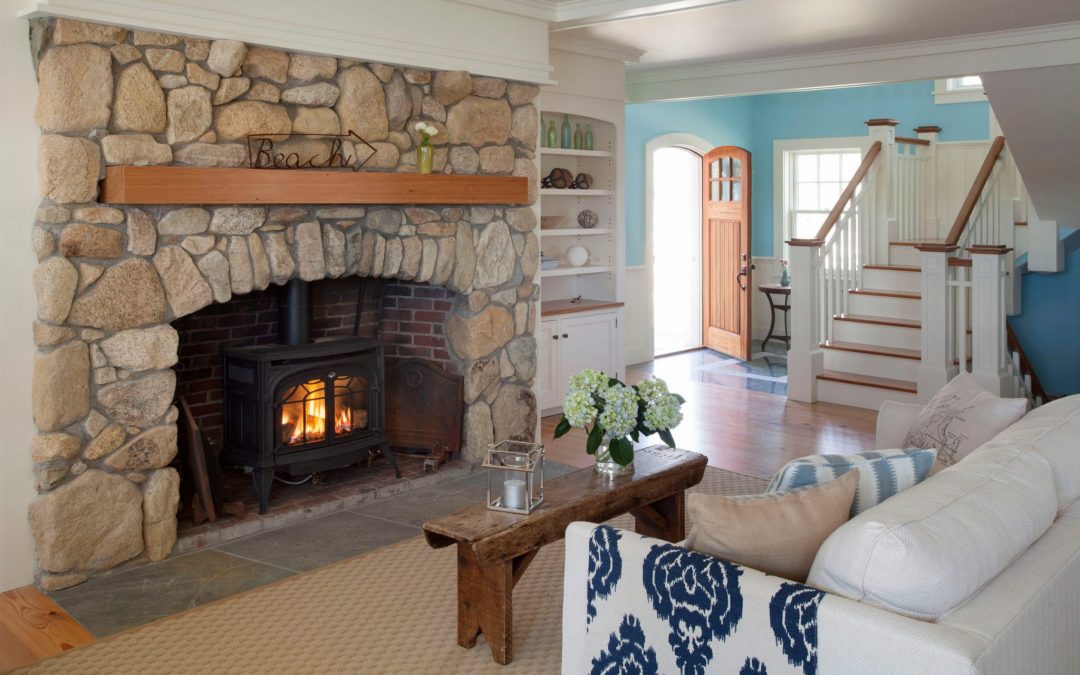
[767,448,937,515]
[903,372,1028,466]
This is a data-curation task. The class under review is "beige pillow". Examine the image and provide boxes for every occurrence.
[904,372,1029,466]
[684,470,857,582]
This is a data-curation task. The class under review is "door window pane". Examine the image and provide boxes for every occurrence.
[721,181,730,201]
[721,158,731,178]
[732,158,742,177]
[731,180,741,201]
[710,160,719,179]
[710,180,719,201]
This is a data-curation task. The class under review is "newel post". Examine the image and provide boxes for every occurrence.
[915,126,941,240]
[916,244,958,401]
[969,246,1012,396]
[786,240,824,402]
[866,119,898,262]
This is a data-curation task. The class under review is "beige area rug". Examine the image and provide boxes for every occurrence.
[22,468,767,674]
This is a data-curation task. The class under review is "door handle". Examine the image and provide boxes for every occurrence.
[736,261,755,291]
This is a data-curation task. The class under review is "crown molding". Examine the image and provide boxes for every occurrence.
[550,0,735,30]
[549,35,643,63]
[627,21,1080,102]
[20,0,557,84]
[450,0,556,21]
[454,0,734,29]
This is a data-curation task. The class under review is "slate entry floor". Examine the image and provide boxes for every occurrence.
[49,462,578,638]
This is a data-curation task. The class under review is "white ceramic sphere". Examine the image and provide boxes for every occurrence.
[566,245,589,267]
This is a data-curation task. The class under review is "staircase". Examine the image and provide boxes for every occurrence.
[787,120,1055,410]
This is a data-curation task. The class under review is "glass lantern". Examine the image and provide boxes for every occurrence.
[483,440,545,515]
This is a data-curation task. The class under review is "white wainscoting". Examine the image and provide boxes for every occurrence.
[930,141,991,239]
[626,257,779,366]
[625,266,652,365]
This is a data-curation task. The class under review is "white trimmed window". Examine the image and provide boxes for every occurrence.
[934,76,985,104]
[790,149,862,240]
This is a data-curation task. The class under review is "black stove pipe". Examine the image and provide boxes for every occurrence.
[279,279,312,345]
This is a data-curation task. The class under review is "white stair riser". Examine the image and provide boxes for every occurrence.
[833,320,921,350]
[823,349,920,382]
[849,293,921,321]
[889,245,921,267]
[862,268,921,293]
[818,379,919,410]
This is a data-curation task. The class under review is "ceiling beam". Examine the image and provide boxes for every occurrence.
[625,21,1080,102]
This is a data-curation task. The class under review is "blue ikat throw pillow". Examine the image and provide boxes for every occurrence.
[767,449,937,516]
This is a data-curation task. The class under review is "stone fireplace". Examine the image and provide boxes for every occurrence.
[27,18,539,590]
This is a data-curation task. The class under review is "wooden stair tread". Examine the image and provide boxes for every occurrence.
[820,341,920,360]
[863,264,920,272]
[834,313,920,329]
[817,370,918,394]
[888,241,921,247]
[849,288,920,299]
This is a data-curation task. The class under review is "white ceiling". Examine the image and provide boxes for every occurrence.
[553,0,1080,69]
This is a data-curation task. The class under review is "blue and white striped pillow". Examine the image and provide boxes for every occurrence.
[767,449,938,516]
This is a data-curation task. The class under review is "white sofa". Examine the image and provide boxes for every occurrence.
[562,396,1080,674]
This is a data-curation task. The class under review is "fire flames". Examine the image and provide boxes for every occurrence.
[282,397,355,445]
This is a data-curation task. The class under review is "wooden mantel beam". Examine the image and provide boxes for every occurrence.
[100,167,530,205]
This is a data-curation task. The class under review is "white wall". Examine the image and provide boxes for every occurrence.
[1,0,42,591]
[19,0,554,83]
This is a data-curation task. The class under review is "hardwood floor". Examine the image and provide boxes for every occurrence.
[0,586,94,671]
[542,349,878,479]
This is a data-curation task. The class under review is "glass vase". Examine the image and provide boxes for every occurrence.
[595,435,634,477]
[780,267,790,287]
[417,144,433,174]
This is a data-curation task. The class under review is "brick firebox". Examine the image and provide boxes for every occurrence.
[173,279,458,451]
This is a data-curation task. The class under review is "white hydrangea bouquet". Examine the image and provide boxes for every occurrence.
[553,369,685,473]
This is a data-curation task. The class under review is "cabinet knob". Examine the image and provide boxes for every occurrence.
[562,333,568,339]
[552,335,559,340]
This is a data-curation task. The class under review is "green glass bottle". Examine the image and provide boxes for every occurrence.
[573,123,583,149]
[546,120,558,149]
[584,124,594,151]
[560,114,572,149]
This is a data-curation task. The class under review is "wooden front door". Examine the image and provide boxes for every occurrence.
[702,146,752,360]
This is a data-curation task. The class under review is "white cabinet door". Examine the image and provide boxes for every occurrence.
[557,313,618,386]
[538,318,560,411]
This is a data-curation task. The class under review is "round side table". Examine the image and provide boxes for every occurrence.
[758,284,791,351]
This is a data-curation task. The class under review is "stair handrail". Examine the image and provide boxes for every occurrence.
[812,140,883,242]
[943,136,1006,247]
[1006,322,1056,406]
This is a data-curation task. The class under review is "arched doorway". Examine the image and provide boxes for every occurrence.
[645,134,712,357]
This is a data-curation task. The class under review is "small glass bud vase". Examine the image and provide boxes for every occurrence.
[484,441,545,515]
[416,144,434,175]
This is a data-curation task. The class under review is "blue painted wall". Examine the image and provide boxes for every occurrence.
[625,97,755,265]
[1009,230,1080,396]
[625,80,990,264]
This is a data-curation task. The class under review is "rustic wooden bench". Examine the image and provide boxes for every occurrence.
[421,445,707,664]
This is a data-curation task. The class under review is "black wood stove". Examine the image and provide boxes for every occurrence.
[221,280,398,513]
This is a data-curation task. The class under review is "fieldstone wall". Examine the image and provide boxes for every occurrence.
[27,18,540,589]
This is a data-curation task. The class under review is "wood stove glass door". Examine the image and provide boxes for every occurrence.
[275,370,376,453]
[331,372,373,439]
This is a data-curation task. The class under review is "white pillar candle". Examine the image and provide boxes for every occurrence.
[502,478,527,510]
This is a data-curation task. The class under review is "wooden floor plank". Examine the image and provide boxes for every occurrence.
[541,351,878,479]
[0,586,94,672]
